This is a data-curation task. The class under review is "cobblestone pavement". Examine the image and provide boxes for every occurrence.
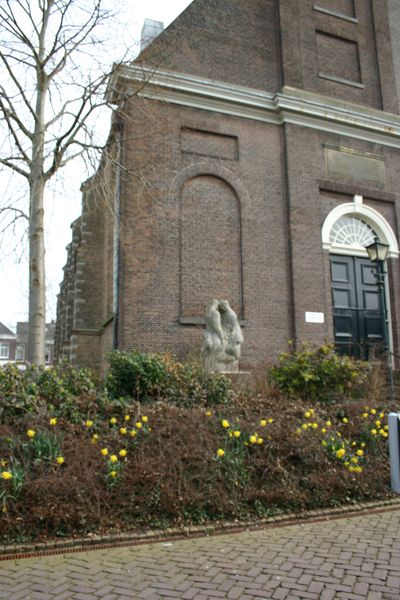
[1,508,400,600]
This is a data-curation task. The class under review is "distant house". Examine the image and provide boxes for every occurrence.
[0,321,55,366]
[0,323,18,365]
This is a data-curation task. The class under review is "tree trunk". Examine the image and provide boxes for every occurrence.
[27,174,46,365]
[27,56,47,365]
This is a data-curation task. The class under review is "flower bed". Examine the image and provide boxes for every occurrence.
[0,385,395,544]
[0,347,397,544]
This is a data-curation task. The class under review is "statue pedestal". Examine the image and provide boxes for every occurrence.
[223,370,252,391]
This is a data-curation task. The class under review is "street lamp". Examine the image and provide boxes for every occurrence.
[365,237,394,400]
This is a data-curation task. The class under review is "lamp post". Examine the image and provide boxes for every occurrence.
[365,237,394,401]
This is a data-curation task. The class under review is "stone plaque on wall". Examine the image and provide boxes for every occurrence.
[324,146,386,186]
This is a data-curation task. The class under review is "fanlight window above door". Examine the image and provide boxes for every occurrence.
[329,215,376,248]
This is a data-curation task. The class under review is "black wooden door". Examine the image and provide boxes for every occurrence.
[330,255,385,358]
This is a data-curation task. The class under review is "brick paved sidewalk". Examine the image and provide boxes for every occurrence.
[1,508,400,600]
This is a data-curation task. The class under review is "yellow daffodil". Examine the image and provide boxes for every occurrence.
[233,431,241,438]
[27,429,36,438]
[301,423,308,430]
[321,428,326,434]
[110,455,118,463]
[56,456,65,465]
[362,412,369,418]
[85,420,93,428]
[205,410,212,417]
[351,457,358,464]
[1,471,12,480]
[356,449,364,457]
[370,409,377,415]
[142,416,148,423]
[336,448,345,459]
[304,411,311,419]
[110,471,117,478]
[130,430,137,438]
[268,418,274,424]
[342,417,348,424]
[221,420,230,429]
[101,448,109,456]
[124,415,131,421]
[321,440,327,446]
[249,435,257,444]
[361,442,366,448]
[312,423,318,429]
[49,418,57,426]
[380,412,385,419]
[119,427,127,435]
[375,420,381,427]
[326,421,332,427]
[354,466,363,473]
[371,429,377,436]
[260,420,267,427]
[92,433,99,443]
[119,449,127,457]
[257,437,263,445]
[216,448,225,457]
[109,417,117,425]
[136,422,142,429]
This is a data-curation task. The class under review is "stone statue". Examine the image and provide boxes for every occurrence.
[201,299,244,373]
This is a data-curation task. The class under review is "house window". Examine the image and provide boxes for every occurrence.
[0,343,9,359]
[16,344,25,361]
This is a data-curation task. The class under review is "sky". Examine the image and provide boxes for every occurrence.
[0,0,193,332]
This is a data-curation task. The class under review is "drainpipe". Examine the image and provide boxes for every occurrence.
[112,116,123,350]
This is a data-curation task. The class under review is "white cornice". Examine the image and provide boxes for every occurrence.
[108,64,400,148]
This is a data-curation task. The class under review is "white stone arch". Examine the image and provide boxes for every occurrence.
[321,196,399,258]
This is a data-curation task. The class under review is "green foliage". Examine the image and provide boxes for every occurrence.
[106,351,168,403]
[0,459,24,513]
[268,342,370,403]
[161,356,232,407]
[0,363,41,419]
[35,361,101,423]
[0,362,100,423]
[105,351,232,406]
[23,431,62,464]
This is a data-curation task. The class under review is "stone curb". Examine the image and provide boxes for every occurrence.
[1,496,400,561]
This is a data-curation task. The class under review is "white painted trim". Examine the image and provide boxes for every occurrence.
[321,201,399,258]
[108,65,400,148]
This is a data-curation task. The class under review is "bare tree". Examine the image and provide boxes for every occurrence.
[0,0,115,364]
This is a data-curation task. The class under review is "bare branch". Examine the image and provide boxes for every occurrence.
[0,50,37,122]
[0,86,33,142]
[0,205,28,222]
[0,158,29,179]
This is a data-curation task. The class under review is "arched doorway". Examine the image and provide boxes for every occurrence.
[322,198,399,359]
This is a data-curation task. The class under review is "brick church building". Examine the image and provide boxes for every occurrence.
[55,0,400,373]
